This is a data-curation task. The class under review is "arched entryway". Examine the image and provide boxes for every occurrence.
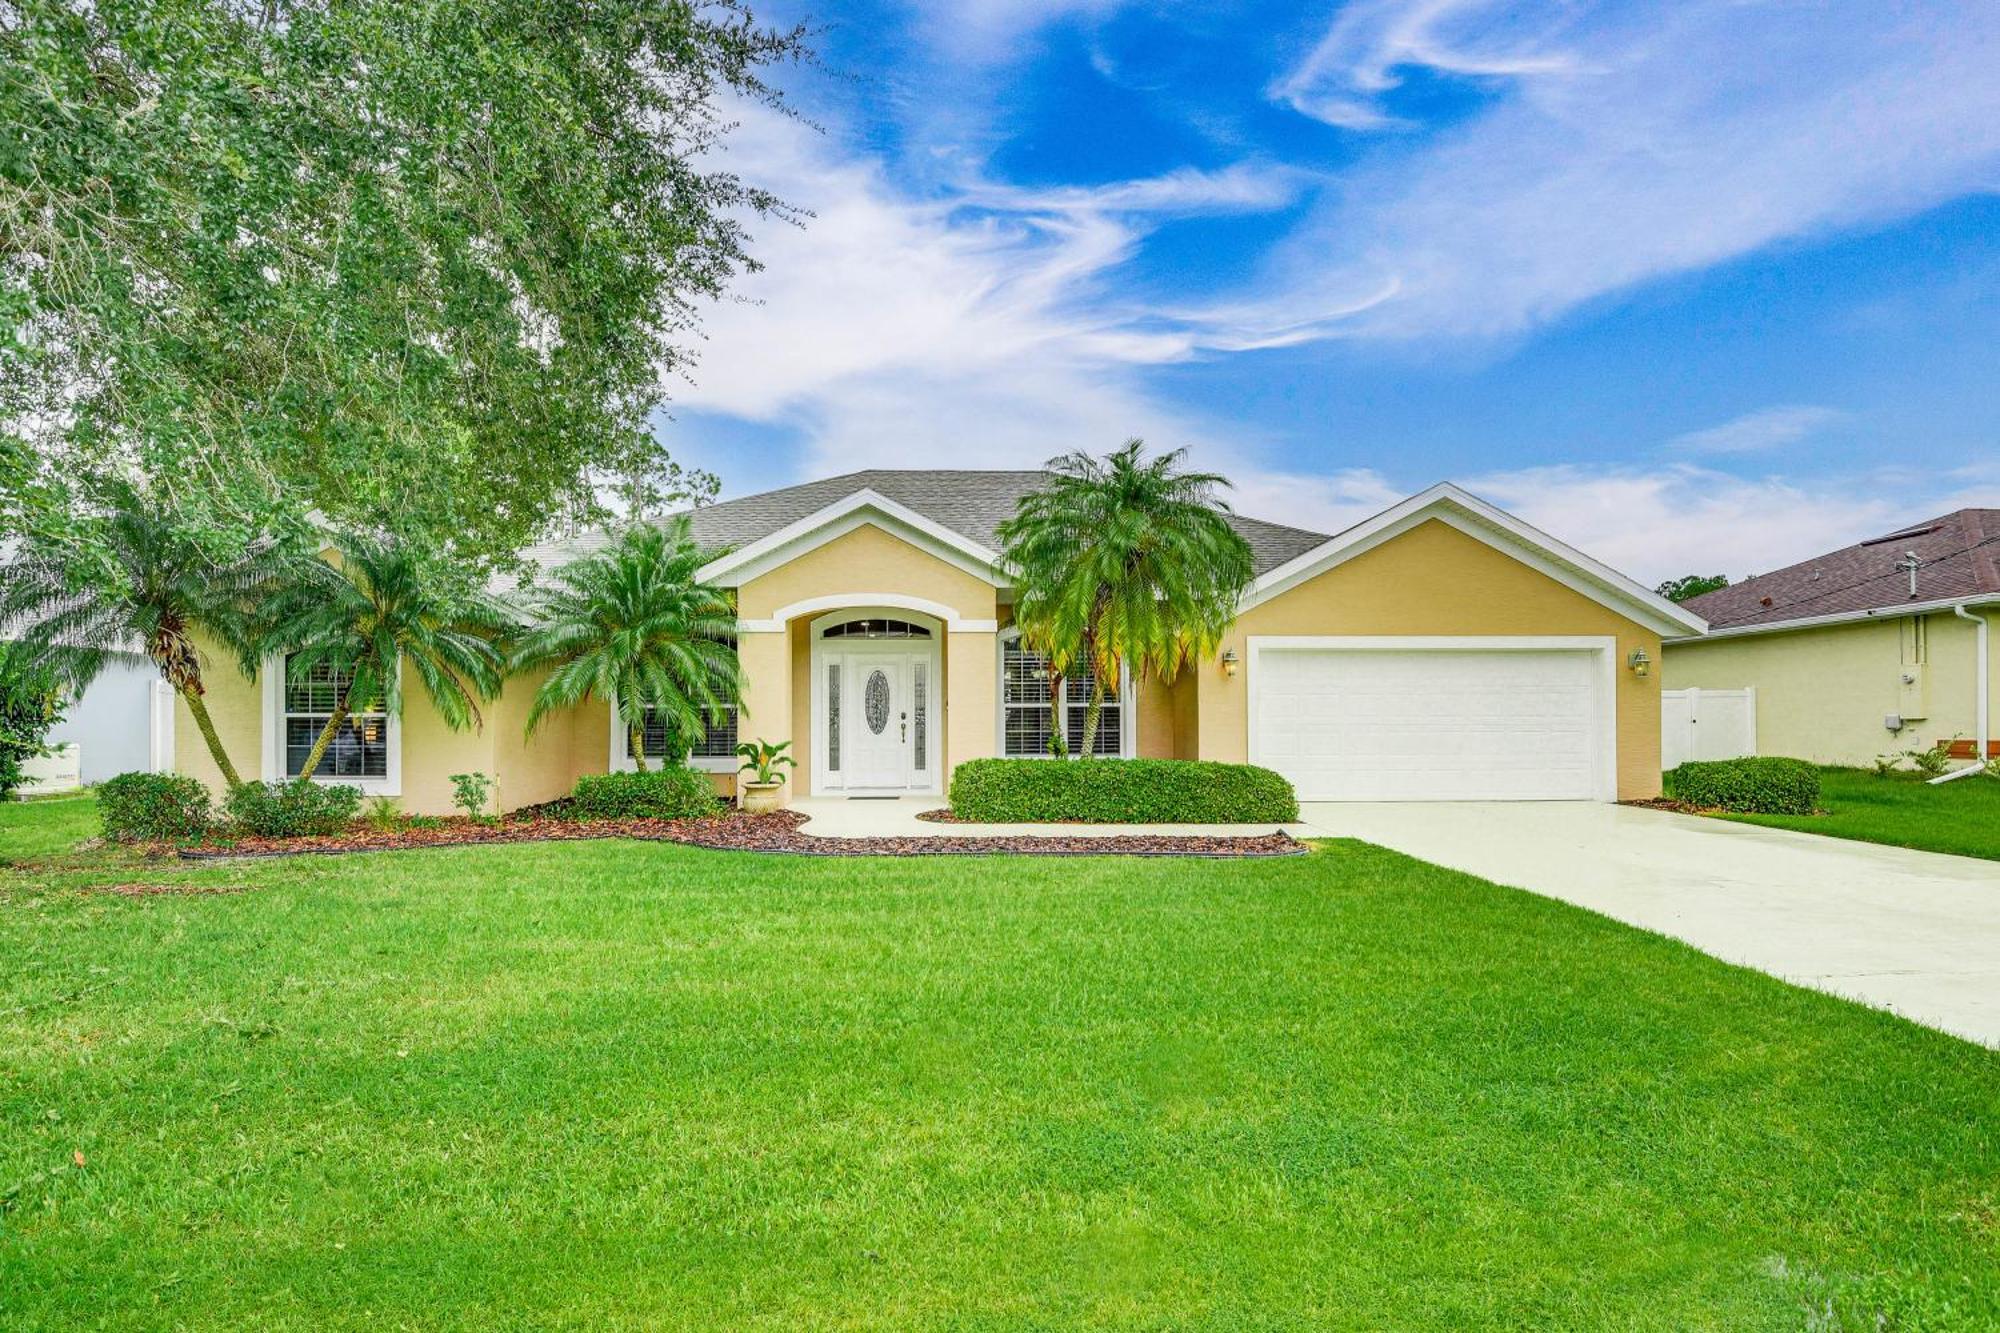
[808,609,943,794]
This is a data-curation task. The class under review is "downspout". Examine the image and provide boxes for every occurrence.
[1930,602,1990,784]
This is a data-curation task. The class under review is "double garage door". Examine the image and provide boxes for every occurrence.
[1250,640,1613,802]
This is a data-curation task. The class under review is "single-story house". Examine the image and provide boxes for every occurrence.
[1663,508,1997,767]
[173,472,1704,813]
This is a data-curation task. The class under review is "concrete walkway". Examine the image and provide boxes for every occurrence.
[790,796,1307,840]
[1297,801,2000,1047]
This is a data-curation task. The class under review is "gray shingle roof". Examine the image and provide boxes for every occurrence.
[677,469,1328,576]
[1684,508,2000,630]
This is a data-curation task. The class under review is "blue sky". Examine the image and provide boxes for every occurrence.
[663,0,2000,583]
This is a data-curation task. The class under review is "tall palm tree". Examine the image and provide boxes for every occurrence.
[261,535,511,779]
[998,439,1255,755]
[0,495,301,786]
[508,520,740,771]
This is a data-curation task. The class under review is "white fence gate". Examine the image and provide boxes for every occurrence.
[1661,687,1757,770]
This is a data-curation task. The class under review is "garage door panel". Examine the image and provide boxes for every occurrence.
[1252,646,1606,801]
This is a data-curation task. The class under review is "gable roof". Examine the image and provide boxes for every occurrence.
[1682,508,2000,635]
[1240,482,1707,637]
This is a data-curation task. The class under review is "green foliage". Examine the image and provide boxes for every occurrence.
[0,489,310,785]
[260,533,511,778]
[568,768,719,821]
[997,440,1254,753]
[734,739,795,786]
[97,771,213,842]
[1,0,804,581]
[949,758,1299,824]
[1656,574,1730,603]
[0,644,66,800]
[1665,758,1820,815]
[509,520,741,769]
[449,772,497,821]
[1907,740,1953,780]
[362,796,404,833]
[223,780,364,838]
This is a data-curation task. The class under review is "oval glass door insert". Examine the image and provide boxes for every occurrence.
[864,669,891,735]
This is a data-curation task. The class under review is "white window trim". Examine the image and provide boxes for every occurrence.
[1243,635,1619,803]
[606,695,740,774]
[994,628,1137,760]
[260,652,402,796]
[809,608,944,795]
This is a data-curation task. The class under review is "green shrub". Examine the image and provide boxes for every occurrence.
[949,758,1299,824]
[1665,757,1820,815]
[569,767,719,820]
[98,771,214,842]
[0,644,65,801]
[449,771,496,820]
[224,780,365,837]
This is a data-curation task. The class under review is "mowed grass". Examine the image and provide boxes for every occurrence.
[1720,765,2000,861]
[1,799,1996,1330]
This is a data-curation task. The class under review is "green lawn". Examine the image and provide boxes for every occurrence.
[1720,765,2000,861]
[2,799,1995,1329]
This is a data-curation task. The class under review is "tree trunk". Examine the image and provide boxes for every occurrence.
[1078,676,1106,758]
[179,686,243,788]
[1048,671,1067,757]
[296,696,350,781]
[629,723,650,773]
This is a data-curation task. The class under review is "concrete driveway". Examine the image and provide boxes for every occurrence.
[1297,802,2000,1047]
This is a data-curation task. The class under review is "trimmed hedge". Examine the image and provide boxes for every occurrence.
[1664,757,1820,815]
[950,758,1299,824]
[99,771,213,842]
[570,767,719,821]
[224,780,365,837]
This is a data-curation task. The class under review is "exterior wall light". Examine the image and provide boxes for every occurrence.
[1221,649,1240,677]
[1627,648,1652,677]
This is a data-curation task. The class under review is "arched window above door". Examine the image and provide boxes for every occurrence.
[819,618,932,640]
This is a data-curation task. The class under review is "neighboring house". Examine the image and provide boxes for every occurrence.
[1663,509,1998,767]
[6,643,172,793]
[171,472,1703,813]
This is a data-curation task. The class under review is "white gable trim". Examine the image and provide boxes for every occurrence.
[1238,483,1707,637]
[697,489,1004,588]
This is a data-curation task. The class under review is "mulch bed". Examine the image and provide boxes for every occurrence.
[173,809,1304,860]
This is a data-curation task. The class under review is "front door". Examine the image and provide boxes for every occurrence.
[842,657,911,790]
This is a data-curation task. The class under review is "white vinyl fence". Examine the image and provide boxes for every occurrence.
[1661,687,1757,771]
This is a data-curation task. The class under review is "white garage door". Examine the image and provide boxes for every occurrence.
[1251,642,1611,802]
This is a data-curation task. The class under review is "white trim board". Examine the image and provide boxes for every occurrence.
[697,489,1005,589]
[738,592,997,634]
[1239,483,1706,638]
[1246,635,1620,803]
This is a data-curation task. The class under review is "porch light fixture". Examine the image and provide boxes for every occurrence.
[1221,649,1240,677]
[1626,648,1652,677]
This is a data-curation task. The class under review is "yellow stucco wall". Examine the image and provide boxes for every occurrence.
[171,633,263,793]
[1662,609,1995,765]
[1194,518,1666,800]
[735,524,997,622]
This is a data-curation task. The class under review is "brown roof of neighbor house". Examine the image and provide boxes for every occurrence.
[1683,508,2000,631]
[674,469,1331,576]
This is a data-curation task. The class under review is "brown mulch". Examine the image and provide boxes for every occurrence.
[1620,797,1706,814]
[173,809,1304,860]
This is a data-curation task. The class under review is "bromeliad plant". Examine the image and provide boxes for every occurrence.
[259,534,512,780]
[734,739,795,788]
[508,520,742,771]
[997,439,1255,755]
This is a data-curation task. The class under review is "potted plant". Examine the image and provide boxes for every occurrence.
[734,739,795,813]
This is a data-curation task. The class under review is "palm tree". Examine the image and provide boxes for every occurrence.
[261,535,511,779]
[507,520,741,771]
[0,495,301,786]
[997,439,1255,755]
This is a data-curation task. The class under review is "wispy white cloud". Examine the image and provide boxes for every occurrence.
[1668,405,1846,456]
[1248,0,2000,341]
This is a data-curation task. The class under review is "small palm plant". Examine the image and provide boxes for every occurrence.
[0,491,305,786]
[997,439,1255,755]
[260,534,511,779]
[508,520,741,770]
[734,738,795,787]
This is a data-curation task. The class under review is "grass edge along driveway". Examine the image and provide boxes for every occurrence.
[1717,765,2000,861]
[1,797,1996,1329]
